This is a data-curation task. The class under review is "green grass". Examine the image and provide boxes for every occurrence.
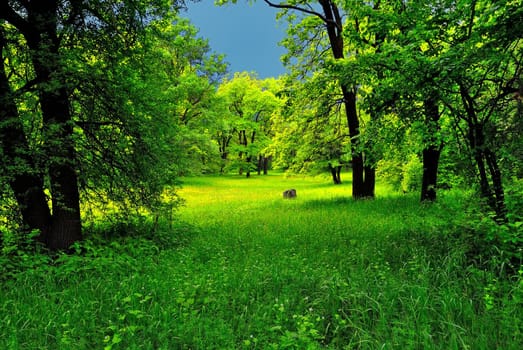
[1,174,522,349]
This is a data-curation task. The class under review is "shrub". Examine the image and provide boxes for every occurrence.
[376,158,403,191]
[401,154,423,193]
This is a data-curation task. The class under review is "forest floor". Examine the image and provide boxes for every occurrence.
[1,174,522,349]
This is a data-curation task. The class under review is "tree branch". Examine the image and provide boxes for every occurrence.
[0,1,31,36]
[263,0,341,31]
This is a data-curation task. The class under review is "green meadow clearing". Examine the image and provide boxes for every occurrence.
[1,174,522,349]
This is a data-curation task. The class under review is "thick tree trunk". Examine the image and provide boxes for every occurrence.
[0,28,51,243]
[24,2,82,250]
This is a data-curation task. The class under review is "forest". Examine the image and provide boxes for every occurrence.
[0,0,522,348]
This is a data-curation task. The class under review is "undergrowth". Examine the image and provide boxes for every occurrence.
[1,174,521,349]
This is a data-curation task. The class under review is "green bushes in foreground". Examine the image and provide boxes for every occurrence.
[1,175,522,349]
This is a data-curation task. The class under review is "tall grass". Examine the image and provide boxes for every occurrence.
[1,174,521,349]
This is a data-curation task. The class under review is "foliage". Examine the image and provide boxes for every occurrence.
[216,72,283,176]
[401,154,423,193]
[269,74,351,183]
[72,14,225,212]
[0,1,223,249]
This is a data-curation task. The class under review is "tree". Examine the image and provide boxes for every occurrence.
[1,1,85,249]
[0,1,197,250]
[430,0,522,221]
[339,0,446,201]
[216,72,281,177]
[0,25,51,244]
[269,74,350,184]
[219,0,375,198]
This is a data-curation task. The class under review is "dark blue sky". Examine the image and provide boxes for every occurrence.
[183,1,288,78]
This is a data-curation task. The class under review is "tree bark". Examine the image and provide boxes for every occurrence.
[460,83,507,222]
[421,147,441,202]
[263,156,270,175]
[421,98,442,202]
[24,1,82,250]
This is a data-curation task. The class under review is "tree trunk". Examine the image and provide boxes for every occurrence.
[24,2,82,250]
[421,98,442,202]
[329,164,342,184]
[460,84,507,222]
[421,147,441,202]
[343,87,374,198]
[0,28,51,244]
[264,0,375,198]
[321,1,374,198]
[238,130,246,175]
[485,149,508,223]
[257,155,262,175]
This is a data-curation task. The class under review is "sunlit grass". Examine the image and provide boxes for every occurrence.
[1,173,521,349]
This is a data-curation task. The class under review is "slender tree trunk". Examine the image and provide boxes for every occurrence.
[460,84,507,222]
[485,149,508,223]
[263,156,269,175]
[343,86,374,197]
[320,1,374,198]
[218,134,231,173]
[238,130,245,175]
[421,98,442,202]
[25,2,82,250]
[329,164,342,184]
[265,0,374,198]
[0,27,51,244]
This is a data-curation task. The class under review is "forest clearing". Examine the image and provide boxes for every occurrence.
[1,174,521,349]
[1,1,522,349]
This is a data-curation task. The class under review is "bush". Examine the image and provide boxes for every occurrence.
[401,154,423,193]
[0,228,51,281]
[376,158,403,191]
[377,154,423,193]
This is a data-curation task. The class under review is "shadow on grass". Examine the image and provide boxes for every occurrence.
[298,194,420,212]
[84,216,199,251]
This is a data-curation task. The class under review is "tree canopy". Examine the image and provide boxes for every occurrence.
[1,0,521,250]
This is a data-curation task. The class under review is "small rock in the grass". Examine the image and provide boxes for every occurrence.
[283,189,297,199]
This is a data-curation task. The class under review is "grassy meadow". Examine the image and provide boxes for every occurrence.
[1,174,522,349]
